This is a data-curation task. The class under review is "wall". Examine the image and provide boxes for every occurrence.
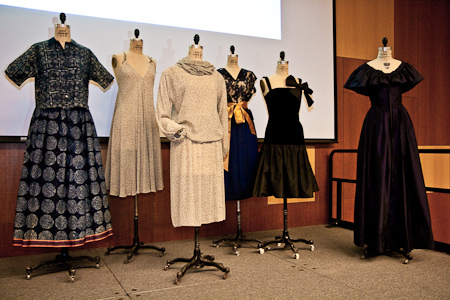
[1,0,449,258]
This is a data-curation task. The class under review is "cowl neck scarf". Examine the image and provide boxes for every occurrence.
[177,57,215,76]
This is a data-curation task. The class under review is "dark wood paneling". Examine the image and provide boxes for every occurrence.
[428,193,450,244]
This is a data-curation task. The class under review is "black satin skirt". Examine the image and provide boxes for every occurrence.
[353,105,434,253]
[252,144,318,198]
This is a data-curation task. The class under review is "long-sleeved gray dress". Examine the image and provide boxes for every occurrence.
[157,57,228,227]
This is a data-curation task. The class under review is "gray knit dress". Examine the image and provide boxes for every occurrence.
[156,57,228,227]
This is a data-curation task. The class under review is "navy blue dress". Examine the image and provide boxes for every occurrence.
[344,62,434,254]
[217,68,258,201]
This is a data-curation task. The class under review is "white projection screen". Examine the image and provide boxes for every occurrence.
[0,0,336,141]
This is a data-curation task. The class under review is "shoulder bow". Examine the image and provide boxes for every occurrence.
[286,75,314,107]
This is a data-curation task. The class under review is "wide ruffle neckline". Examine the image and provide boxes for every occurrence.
[345,62,423,88]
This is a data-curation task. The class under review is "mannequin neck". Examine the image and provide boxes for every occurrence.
[226,55,239,69]
[376,46,393,61]
[54,24,71,49]
[225,55,241,79]
[188,45,203,61]
[276,61,289,76]
[129,39,143,54]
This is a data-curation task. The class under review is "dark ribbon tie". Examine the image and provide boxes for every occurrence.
[286,75,314,107]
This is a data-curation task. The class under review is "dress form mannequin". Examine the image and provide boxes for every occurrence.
[344,37,433,263]
[188,34,203,61]
[367,37,402,73]
[25,13,107,282]
[261,51,297,96]
[54,13,71,49]
[256,51,315,260]
[213,45,260,255]
[106,30,165,263]
[111,29,153,78]
[164,34,230,284]
[224,45,241,79]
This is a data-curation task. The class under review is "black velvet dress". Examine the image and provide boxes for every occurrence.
[253,76,318,198]
[344,62,434,254]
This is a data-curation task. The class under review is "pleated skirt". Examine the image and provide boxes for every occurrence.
[170,138,226,227]
[13,108,113,247]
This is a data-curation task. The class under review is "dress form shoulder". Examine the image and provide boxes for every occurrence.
[112,38,153,78]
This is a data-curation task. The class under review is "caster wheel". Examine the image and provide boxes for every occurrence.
[276,243,282,247]
[266,246,271,251]
[96,263,100,269]
[235,251,240,256]
[174,278,180,285]
[310,245,315,251]
[124,259,130,264]
[204,255,215,261]
[214,243,219,248]
[294,253,299,260]
[259,248,265,254]
[159,252,164,257]
[105,251,110,255]
[403,259,409,264]
[69,276,75,283]
[26,274,31,280]
[164,265,169,271]
[223,273,229,280]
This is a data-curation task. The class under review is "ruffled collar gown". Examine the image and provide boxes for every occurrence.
[344,62,434,254]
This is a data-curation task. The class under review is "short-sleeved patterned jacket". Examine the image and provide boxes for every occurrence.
[5,38,114,110]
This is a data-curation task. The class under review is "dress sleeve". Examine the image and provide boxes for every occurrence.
[156,70,186,141]
[4,44,38,87]
[399,63,424,93]
[247,71,257,100]
[88,50,114,89]
[216,74,229,158]
[343,64,371,96]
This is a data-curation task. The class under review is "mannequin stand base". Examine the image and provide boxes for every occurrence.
[164,248,230,284]
[105,241,165,264]
[26,248,100,282]
[105,203,165,263]
[164,227,230,285]
[212,200,260,255]
[213,232,261,256]
[258,229,314,260]
[361,247,413,264]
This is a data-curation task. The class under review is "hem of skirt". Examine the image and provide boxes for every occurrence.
[253,191,318,199]
[13,228,113,248]
[172,218,226,228]
[108,186,164,198]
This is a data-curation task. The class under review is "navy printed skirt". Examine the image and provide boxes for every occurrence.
[13,107,113,247]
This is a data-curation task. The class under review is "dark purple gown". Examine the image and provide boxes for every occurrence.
[344,62,434,254]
